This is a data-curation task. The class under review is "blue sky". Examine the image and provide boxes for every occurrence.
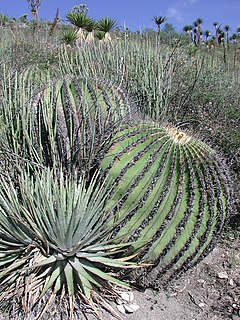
[0,0,239,33]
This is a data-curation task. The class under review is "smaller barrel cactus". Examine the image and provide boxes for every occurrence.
[1,72,139,176]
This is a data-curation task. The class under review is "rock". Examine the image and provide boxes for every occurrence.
[217,271,228,279]
[124,303,140,313]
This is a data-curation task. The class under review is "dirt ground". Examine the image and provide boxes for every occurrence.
[81,214,240,320]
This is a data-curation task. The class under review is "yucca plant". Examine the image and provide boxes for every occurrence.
[0,168,140,319]
[96,18,117,43]
[66,12,92,43]
[62,29,78,46]
[100,122,231,287]
[95,31,106,46]
[153,16,166,35]
[85,18,96,43]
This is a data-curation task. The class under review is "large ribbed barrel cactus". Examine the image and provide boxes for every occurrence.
[100,123,231,287]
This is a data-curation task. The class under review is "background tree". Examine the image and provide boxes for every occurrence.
[153,16,166,35]
[196,18,203,44]
[213,22,220,44]
[69,4,88,15]
[66,11,92,43]
[237,26,240,42]
[188,25,193,40]
[183,25,189,35]
[224,25,230,44]
[0,13,10,26]
[204,30,211,45]
[162,23,175,33]
[26,0,41,19]
[230,33,237,44]
[96,17,117,43]
[18,14,28,23]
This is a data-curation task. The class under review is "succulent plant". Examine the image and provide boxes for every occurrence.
[100,123,231,287]
[1,73,138,176]
[0,168,139,319]
[62,29,78,45]
[0,69,233,318]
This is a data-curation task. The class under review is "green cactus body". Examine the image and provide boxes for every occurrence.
[30,77,138,173]
[100,124,230,286]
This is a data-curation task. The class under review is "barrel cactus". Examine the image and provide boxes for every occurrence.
[100,123,231,288]
[1,73,138,175]
[0,69,233,318]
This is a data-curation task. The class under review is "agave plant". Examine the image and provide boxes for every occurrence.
[0,168,139,319]
[96,18,117,43]
[100,122,231,287]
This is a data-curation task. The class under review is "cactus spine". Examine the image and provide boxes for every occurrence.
[100,123,230,287]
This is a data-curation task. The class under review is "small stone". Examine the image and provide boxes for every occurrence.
[229,279,234,286]
[217,271,228,279]
[197,279,205,284]
[119,291,134,302]
[124,303,140,313]
[199,302,207,308]
[116,304,126,314]
[116,298,124,305]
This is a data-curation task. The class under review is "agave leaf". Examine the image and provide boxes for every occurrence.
[53,274,61,294]
[64,261,75,296]
[28,255,57,269]
[69,257,99,290]
[0,253,22,267]
[86,256,136,268]
[79,259,130,289]
[0,257,27,279]
[39,261,62,298]
[0,272,19,287]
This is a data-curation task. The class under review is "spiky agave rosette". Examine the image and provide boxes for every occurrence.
[100,122,231,288]
[0,169,143,319]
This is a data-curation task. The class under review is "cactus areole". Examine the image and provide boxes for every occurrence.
[100,123,231,288]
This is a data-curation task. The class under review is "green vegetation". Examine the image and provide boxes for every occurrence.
[100,123,230,289]
[0,5,239,319]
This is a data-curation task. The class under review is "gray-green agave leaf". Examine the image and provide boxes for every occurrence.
[0,169,140,319]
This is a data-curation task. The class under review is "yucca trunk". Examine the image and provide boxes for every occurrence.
[76,27,85,44]
[101,123,230,287]
[86,31,95,43]
[103,32,113,43]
